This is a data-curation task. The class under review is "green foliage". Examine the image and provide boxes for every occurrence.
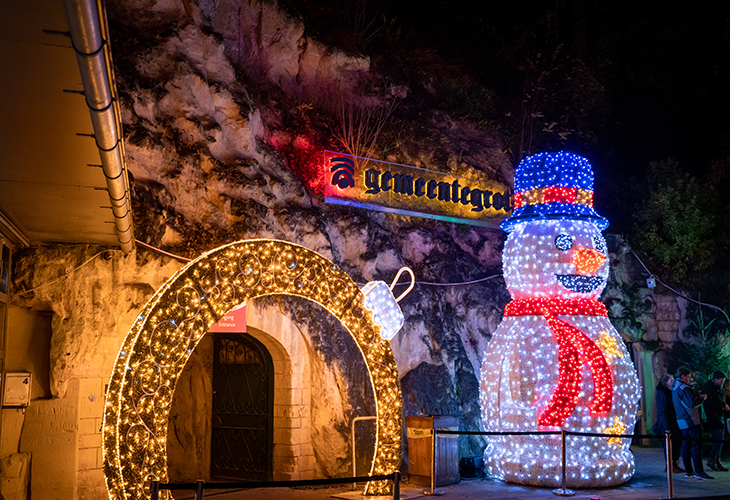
[629,160,720,295]
[331,83,400,159]
[667,305,730,385]
[686,304,722,344]
[669,336,730,388]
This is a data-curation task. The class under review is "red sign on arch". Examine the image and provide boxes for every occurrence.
[209,303,247,333]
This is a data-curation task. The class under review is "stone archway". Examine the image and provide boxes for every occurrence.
[102,239,402,499]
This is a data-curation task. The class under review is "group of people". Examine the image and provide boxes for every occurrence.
[653,368,730,481]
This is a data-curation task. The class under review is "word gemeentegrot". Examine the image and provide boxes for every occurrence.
[364,167,512,213]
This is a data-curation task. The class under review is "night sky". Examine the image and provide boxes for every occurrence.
[389,0,730,165]
[287,0,730,231]
[384,0,730,231]
[291,1,730,165]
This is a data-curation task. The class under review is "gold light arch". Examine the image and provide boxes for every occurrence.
[102,239,403,499]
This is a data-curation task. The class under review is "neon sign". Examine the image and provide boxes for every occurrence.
[324,151,512,227]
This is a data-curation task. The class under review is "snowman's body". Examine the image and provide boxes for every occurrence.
[481,216,641,488]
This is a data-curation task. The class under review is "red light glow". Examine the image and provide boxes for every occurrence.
[505,297,614,427]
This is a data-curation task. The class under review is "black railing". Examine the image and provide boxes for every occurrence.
[150,471,401,500]
[150,431,729,500]
[433,428,729,498]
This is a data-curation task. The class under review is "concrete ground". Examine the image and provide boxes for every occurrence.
[172,447,730,500]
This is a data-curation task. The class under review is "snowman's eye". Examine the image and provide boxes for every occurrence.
[555,234,573,251]
[592,235,607,254]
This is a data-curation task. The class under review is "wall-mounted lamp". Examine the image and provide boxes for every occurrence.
[362,267,415,341]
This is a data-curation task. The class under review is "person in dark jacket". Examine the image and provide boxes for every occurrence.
[703,371,730,471]
[653,374,684,472]
[672,367,712,480]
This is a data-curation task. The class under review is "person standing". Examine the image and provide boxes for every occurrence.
[703,371,730,471]
[672,367,713,480]
[654,374,685,472]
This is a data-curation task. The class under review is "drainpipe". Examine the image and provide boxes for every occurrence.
[62,0,134,253]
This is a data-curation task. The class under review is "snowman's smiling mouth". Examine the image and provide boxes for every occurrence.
[556,274,605,293]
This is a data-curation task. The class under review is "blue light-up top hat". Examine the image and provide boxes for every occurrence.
[499,151,609,233]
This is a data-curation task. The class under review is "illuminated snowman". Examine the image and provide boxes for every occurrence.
[480,152,640,488]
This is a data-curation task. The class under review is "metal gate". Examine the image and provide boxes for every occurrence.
[211,333,273,481]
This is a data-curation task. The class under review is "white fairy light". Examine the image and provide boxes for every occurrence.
[362,267,415,341]
[480,152,641,488]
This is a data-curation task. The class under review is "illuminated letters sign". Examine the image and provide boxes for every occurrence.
[323,151,512,227]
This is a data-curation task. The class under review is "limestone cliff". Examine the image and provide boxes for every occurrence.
[11,0,515,480]
[105,0,513,468]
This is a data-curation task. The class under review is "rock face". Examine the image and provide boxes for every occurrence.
[103,0,513,468]
[601,234,686,435]
[12,246,184,399]
[0,453,30,500]
[602,233,686,378]
[11,0,513,487]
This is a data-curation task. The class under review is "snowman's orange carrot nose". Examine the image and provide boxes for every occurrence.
[572,246,606,274]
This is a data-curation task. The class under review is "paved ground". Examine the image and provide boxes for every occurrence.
[172,447,730,500]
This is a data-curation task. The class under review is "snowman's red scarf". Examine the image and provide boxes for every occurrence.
[504,297,614,427]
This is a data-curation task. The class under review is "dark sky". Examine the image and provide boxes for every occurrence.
[390,0,730,166]
[384,0,730,229]
[289,0,730,229]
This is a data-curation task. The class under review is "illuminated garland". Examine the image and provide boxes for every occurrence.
[596,331,623,361]
[514,186,593,209]
[501,222,611,300]
[540,311,613,424]
[501,152,609,232]
[602,416,628,445]
[572,246,606,274]
[479,220,641,488]
[102,240,402,499]
[504,297,608,316]
[513,152,594,193]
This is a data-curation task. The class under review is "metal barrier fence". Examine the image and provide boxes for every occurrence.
[150,471,401,500]
[149,430,727,500]
[435,428,730,498]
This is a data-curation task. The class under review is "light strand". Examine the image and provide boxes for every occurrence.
[103,240,403,498]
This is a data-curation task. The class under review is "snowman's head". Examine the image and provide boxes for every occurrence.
[503,219,609,300]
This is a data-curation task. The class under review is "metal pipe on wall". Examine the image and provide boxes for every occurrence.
[62,0,134,253]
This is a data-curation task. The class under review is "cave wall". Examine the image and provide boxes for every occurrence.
[9,230,505,491]
[5,0,517,495]
[101,0,513,463]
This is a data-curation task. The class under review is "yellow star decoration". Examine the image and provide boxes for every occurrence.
[602,416,628,445]
[597,330,623,362]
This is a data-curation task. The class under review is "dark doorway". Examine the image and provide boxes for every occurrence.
[211,333,274,481]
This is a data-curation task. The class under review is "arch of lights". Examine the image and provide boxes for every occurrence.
[102,239,403,499]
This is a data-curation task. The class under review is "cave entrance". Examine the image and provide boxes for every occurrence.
[211,333,274,481]
[103,239,402,499]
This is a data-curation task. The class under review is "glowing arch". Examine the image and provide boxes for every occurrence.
[102,239,403,499]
